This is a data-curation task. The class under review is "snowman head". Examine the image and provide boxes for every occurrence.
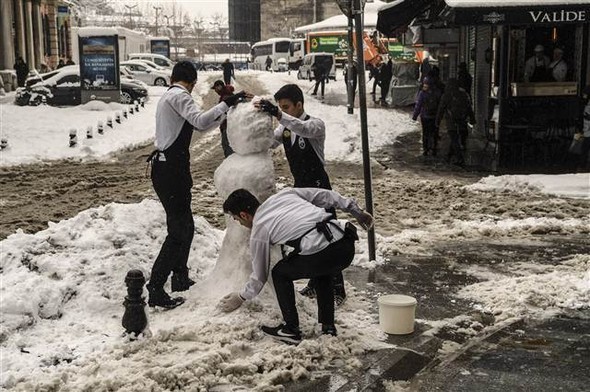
[227,98,274,155]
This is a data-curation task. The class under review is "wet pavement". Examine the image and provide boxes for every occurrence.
[286,235,590,391]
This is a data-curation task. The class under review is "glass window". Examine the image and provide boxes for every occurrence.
[275,41,290,53]
[56,75,79,85]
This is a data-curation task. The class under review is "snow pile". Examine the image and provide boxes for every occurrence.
[226,99,274,155]
[466,173,590,200]
[458,254,590,321]
[0,201,388,390]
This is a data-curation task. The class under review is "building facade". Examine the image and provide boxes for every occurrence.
[228,0,260,44]
[0,0,77,72]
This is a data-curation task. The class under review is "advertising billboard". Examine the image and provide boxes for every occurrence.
[79,34,120,103]
[150,39,171,59]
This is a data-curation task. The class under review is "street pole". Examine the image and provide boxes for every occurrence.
[346,15,354,114]
[352,0,376,272]
[153,6,162,36]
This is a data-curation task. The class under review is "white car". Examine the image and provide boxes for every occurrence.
[133,59,171,74]
[120,60,171,86]
[128,53,175,69]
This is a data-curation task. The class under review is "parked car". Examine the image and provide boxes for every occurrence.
[120,60,170,86]
[133,59,171,74]
[297,53,336,81]
[128,53,175,69]
[15,67,147,106]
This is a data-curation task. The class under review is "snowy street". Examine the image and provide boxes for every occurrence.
[1,70,589,390]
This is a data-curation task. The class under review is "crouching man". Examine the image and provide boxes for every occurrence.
[218,187,373,345]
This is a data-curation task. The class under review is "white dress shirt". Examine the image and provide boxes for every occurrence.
[239,187,363,300]
[155,84,229,150]
[271,111,326,164]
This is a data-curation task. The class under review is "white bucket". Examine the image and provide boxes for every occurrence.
[378,294,417,335]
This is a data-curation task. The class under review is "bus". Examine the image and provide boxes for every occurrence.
[250,38,291,71]
[288,38,307,70]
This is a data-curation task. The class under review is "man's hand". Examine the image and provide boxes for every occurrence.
[356,211,374,231]
[218,292,244,312]
[256,99,280,118]
[223,91,253,107]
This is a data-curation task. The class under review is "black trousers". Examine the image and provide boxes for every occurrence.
[421,117,437,153]
[447,129,464,164]
[149,160,195,290]
[219,120,234,158]
[313,78,326,97]
[272,237,355,330]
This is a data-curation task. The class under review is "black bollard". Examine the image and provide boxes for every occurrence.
[115,113,121,124]
[134,100,139,112]
[98,121,104,135]
[140,98,145,108]
[122,269,148,337]
[0,138,8,149]
[106,117,113,128]
[123,109,128,119]
[129,105,134,115]
[69,129,77,147]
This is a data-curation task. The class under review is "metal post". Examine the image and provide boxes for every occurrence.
[353,0,376,272]
[346,15,354,114]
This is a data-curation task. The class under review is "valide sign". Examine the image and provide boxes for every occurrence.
[453,5,590,26]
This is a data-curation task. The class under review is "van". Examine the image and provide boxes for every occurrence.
[297,53,336,81]
[128,53,174,69]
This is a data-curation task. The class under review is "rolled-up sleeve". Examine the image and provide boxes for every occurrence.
[173,92,229,131]
[279,112,325,139]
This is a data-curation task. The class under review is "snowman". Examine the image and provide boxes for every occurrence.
[196,99,280,298]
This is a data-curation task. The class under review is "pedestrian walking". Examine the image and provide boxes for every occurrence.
[379,58,393,106]
[255,84,347,305]
[218,187,373,344]
[412,77,442,156]
[146,61,251,309]
[311,56,332,100]
[343,60,358,96]
[265,55,273,71]
[14,57,28,88]
[436,78,475,166]
[367,59,381,100]
[212,79,235,157]
[457,62,472,96]
[221,58,235,85]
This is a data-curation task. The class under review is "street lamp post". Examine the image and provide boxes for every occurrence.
[153,6,162,36]
[336,0,376,273]
[124,4,137,29]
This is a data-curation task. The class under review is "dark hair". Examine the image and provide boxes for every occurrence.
[223,189,260,216]
[274,84,304,105]
[172,61,198,84]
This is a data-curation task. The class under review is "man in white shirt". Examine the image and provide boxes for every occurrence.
[255,84,347,306]
[549,47,568,82]
[218,187,373,345]
[524,44,551,82]
[146,61,251,309]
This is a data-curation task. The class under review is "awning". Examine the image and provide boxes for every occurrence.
[443,2,590,26]
[376,0,435,36]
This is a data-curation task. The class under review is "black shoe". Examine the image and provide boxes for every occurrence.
[147,286,184,309]
[261,324,302,345]
[322,324,338,337]
[299,285,316,298]
[171,272,195,292]
[334,294,346,307]
[311,92,317,96]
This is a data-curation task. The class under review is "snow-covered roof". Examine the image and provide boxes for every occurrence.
[77,27,118,37]
[295,0,386,33]
[147,36,170,41]
[445,0,590,7]
[34,66,79,87]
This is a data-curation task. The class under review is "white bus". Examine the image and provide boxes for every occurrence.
[71,26,147,63]
[250,38,291,71]
[288,38,307,70]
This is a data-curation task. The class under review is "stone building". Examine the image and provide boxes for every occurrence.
[0,0,77,73]
[228,0,341,43]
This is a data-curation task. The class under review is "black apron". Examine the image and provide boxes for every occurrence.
[530,61,549,83]
[282,115,331,190]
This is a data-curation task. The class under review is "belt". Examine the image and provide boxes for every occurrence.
[147,150,166,162]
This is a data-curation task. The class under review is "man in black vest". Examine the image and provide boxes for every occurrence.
[147,61,251,309]
[255,84,347,306]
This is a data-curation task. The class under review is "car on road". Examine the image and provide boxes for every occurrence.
[120,60,170,86]
[15,67,148,106]
[297,53,336,81]
[128,53,175,69]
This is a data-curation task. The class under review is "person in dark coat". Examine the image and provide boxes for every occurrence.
[66,57,75,66]
[412,77,442,156]
[221,58,235,85]
[56,59,65,69]
[436,78,476,166]
[212,79,235,157]
[457,62,472,96]
[379,58,393,106]
[311,56,332,100]
[368,57,381,99]
[14,57,29,87]
[265,55,273,71]
[343,60,358,96]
